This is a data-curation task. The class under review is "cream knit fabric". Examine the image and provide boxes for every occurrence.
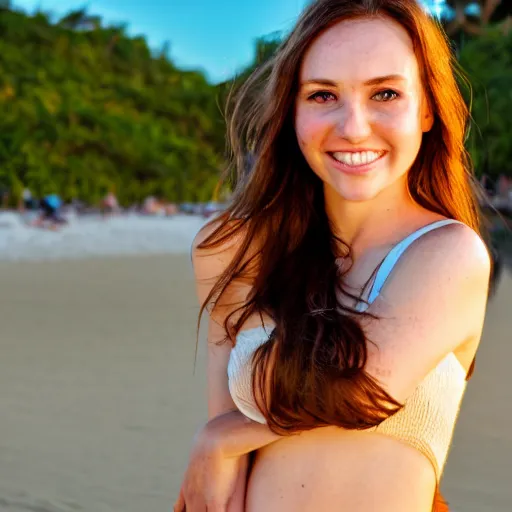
[227,326,466,481]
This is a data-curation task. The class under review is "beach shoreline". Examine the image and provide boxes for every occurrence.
[0,213,207,262]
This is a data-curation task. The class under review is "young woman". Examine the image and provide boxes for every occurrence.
[175,1,492,510]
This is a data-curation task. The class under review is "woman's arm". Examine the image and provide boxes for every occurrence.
[192,218,282,454]
[205,409,282,457]
[192,220,259,419]
[203,223,491,460]
[202,315,251,511]
[358,223,490,403]
[175,222,256,512]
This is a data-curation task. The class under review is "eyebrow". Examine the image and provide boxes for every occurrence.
[300,74,406,87]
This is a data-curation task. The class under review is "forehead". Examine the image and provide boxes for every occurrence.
[300,17,419,84]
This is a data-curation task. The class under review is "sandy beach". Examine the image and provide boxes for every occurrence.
[1,253,511,512]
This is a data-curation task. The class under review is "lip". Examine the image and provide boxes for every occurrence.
[328,149,383,153]
[326,151,387,175]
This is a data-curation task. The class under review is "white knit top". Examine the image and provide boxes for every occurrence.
[227,219,468,480]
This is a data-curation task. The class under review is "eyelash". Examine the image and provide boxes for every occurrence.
[307,89,400,103]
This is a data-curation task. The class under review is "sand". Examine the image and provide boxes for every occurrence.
[0,255,511,512]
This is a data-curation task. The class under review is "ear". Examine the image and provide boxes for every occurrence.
[421,98,434,133]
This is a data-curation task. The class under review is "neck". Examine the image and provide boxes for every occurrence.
[324,179,424,258]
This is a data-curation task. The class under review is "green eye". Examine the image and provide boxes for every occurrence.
[373,90,399,102]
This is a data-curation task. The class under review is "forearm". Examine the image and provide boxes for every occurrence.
[207,410,282,458]
[227,453,250,512]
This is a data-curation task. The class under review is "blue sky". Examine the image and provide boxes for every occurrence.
[13,0,452,84]
[14,0,312,83]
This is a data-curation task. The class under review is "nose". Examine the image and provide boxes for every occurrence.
[336,102,371,144]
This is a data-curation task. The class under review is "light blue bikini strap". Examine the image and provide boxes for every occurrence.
[367,219,464,305]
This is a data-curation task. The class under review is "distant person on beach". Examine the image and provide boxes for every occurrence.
[175,2,492,512]
[142,195,160,215]
[33,194,66,230]
[101,190,120,217]
[142,195,176,215]
[21,188,36,211]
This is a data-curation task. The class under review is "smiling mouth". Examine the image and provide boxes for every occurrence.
[328,150,386,167]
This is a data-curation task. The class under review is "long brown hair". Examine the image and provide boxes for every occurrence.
[197,0,483,436]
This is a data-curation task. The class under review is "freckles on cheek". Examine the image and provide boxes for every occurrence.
[374,110,422,135]
[295,114,326,150]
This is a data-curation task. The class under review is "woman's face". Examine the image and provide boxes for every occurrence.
[295,17,432,203]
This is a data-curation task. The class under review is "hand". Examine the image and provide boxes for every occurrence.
[174,417,249,511]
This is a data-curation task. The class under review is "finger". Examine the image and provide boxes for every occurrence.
[173,487,185,512]
[172,500,185,512]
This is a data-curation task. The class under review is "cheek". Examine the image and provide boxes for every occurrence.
[295,109,329,153]
[374,111,424,171]
[373,109,423,173]
[373,101,423,138]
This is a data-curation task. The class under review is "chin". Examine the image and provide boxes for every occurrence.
[328,181,382,203]
[325,168,407,204]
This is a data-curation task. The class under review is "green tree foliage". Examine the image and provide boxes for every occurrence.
[216,32,283,139]
[0,7,226,205]
[0,6,510,207]
[458,27,512,178]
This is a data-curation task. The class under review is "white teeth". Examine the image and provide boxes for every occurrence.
[332,151,382,166]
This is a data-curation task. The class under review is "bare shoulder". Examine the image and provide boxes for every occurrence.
[383,221,491,304]
[412,221,491,360]
[191,217,258,320]
[364,222,491,399]
[192,217,245,280]
[192,216,241,263]
[418,221,490,269]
